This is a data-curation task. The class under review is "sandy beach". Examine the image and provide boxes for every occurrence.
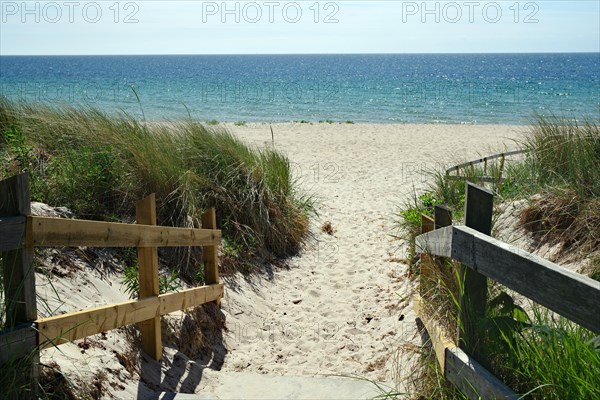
[218,123,527,382]
[37,123,528,397]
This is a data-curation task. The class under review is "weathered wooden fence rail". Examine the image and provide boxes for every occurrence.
[414,182,600,399]
[0,173,224,395]
[445,149,526,183]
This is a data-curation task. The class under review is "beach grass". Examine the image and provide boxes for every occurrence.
[514,115,600,255]
[488,304,600,399]
[0,97,313,284]
[396,115,600,398]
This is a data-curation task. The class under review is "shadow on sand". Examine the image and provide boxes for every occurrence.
[136,303,227,398]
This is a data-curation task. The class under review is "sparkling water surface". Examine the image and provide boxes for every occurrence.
[1,53,598,124]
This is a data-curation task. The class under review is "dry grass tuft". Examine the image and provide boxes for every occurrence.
[176,303,227,364]
[321,220,335,235]
[519,190,600,255]
[39,362,90,400]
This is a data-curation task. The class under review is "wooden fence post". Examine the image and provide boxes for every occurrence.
[202,208,220,303]
[459,182,493,357]
[420,207,453,296]
[420,214,435,235]
[136,194,161,361]
[0,173,38,395]
[434,204,452,230]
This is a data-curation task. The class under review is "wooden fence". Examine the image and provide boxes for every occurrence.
[413,182,600,399]
[445,149,526,183]
[0,173,224,394]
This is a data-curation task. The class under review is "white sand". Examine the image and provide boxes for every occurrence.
[35,123,527,397]
[218,123,527,385]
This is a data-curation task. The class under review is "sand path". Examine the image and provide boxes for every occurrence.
[218,123,526,387]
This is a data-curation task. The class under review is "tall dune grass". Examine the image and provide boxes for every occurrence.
[0,97,313,279]
[521,115,600,197]
[516,115,600,253]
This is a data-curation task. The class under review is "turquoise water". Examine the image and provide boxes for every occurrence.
[1,53,598,124]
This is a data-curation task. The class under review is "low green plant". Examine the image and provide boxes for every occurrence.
[194,267,205,286]
[159,270,182,293]
[2,125,34,172]
[492,305,600,399]
[476,290,531,368]
[122,264,140,298]
[222,237,245,259]
[395,189,442,260]
[416,254,600,399]
[121,264,182,299]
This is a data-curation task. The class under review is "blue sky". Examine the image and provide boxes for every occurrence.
[1,1,599,55]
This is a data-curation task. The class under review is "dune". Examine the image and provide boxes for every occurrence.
[36,122,527,398]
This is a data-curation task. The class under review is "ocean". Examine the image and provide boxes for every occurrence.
[0,53,598,124]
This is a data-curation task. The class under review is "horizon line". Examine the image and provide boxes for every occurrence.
[2,51,599,57]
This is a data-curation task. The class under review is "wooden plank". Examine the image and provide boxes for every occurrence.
[36,283,224,350]
[415,293,518,400]
[434,205,452,230]
[0,174,30,216]
[415,226,453,257]
[421,214,434,234]
[418,215,435,287]
[202,208,220,287]
[160,283,224,315]
[445,175,506,183]
[28,216,221,248]
[413,293,456,372]
[136,194,161,361]
[452,226,600,334]
[37,296,157,349]
[445,150,526,176]
[445,347,519,400]
[417,225,600,334]
[420,207,452,297]
[459,182,493,356]
[0,173,38,395]
[0,323,37,364]
[0,216,26,251]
